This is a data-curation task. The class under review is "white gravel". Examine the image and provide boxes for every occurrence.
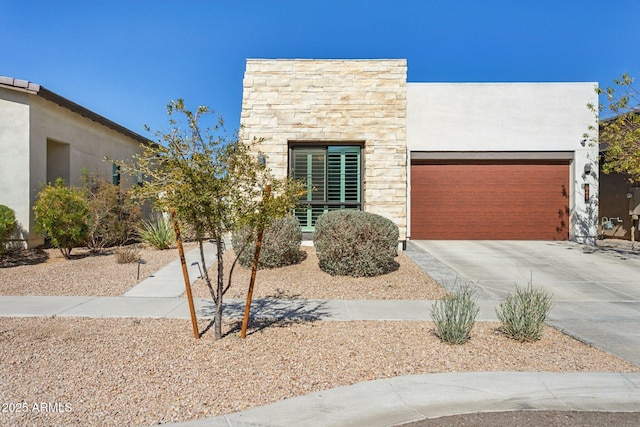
[0,243,197,296]
[190,246,448,300]
[2,317,638,427]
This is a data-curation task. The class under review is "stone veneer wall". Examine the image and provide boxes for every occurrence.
[240,59,407,240]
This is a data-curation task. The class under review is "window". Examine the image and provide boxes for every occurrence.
[290,145,362,232]
[112,163,121,186]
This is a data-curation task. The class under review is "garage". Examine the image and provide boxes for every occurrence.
[410,160,570,240]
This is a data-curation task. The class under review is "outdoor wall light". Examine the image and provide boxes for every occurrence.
[627,192,634,199]
[584,164,592,174]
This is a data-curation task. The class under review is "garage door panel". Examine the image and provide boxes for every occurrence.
[411,162,569,240]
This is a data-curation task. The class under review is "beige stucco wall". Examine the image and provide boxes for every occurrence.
[240,59,408,239]
[0,87,145,248]
[0,87,31,244]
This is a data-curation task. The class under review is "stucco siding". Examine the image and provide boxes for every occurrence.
[29,95,142,188]
[0,88,31,243]
[407,83,596,151]
[26,95,143,246]
[1,84,145,248]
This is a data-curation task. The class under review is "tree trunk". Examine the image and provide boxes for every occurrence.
[215,237,224,340]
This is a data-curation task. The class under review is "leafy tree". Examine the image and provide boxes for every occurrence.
[592,73,640,182]
[120,99,302,339]
[33,178,89,258]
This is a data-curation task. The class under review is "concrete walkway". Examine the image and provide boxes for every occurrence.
[2,240,640,426]
[0,295,444,321]
[123,241,217,297]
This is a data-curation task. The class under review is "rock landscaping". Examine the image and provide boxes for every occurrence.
[1,244,638,426]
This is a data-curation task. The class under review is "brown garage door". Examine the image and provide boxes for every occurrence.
[410,161,570,240]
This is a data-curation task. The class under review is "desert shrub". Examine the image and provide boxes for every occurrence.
[114,245,141,264]
[231,216,303,269]
[496,283,552,342]
[137,214,175,250]
[0,204,16,253]
[314,210,398,277]
[33,178,89,259]
[431,284,479,344]
[84,176,141,252]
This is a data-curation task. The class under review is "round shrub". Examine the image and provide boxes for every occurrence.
[0,204,16,253]
[314,210,399,277]
[33,178,89,259]
[231,216,303,269]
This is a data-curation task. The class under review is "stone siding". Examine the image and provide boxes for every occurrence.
[240,59,407,239]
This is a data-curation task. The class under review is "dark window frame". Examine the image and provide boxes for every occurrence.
[288,142,364,232]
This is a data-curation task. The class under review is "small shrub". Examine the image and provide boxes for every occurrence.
[314,210,398,277]
[496,283,552,342]
[0,204,16,253]
[114,245,141,264]
[231,216,303,269]
[84,176,141,252]
[33,178,89,259]
[431,284,479,344]
[137,214,176,250]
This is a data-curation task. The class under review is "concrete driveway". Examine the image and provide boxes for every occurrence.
[407,240,640,366]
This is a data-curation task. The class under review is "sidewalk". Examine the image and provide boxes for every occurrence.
[0,295,488,321]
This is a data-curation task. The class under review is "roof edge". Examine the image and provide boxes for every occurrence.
[0,76,149,145]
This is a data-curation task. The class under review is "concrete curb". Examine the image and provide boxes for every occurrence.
[164,372,640,426]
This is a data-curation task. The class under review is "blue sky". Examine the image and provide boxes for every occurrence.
[2,0,640,138]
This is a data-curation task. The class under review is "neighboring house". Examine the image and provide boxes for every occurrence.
[240,59,599,245]
[598,169,639,241]
[598,113,640,241]
[0,76,148,248]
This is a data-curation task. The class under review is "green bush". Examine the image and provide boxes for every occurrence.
[496,283,552,342]
[84,176,141,252]
[431,284,479,344]
[33,178,89,259]
[231,216,303,269]
[0,204,16,253]
[314,210,398,277]
[137,214,176,250]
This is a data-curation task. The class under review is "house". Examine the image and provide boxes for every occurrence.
[598,112,640,241]
[0,76,148,248]
[239,59,599,246]
[598,169,640,241]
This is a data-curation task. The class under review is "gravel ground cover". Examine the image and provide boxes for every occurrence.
[190,246,448,300]
[0,243,197,296]
[1,241,639,426]
[1,317,638,427]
